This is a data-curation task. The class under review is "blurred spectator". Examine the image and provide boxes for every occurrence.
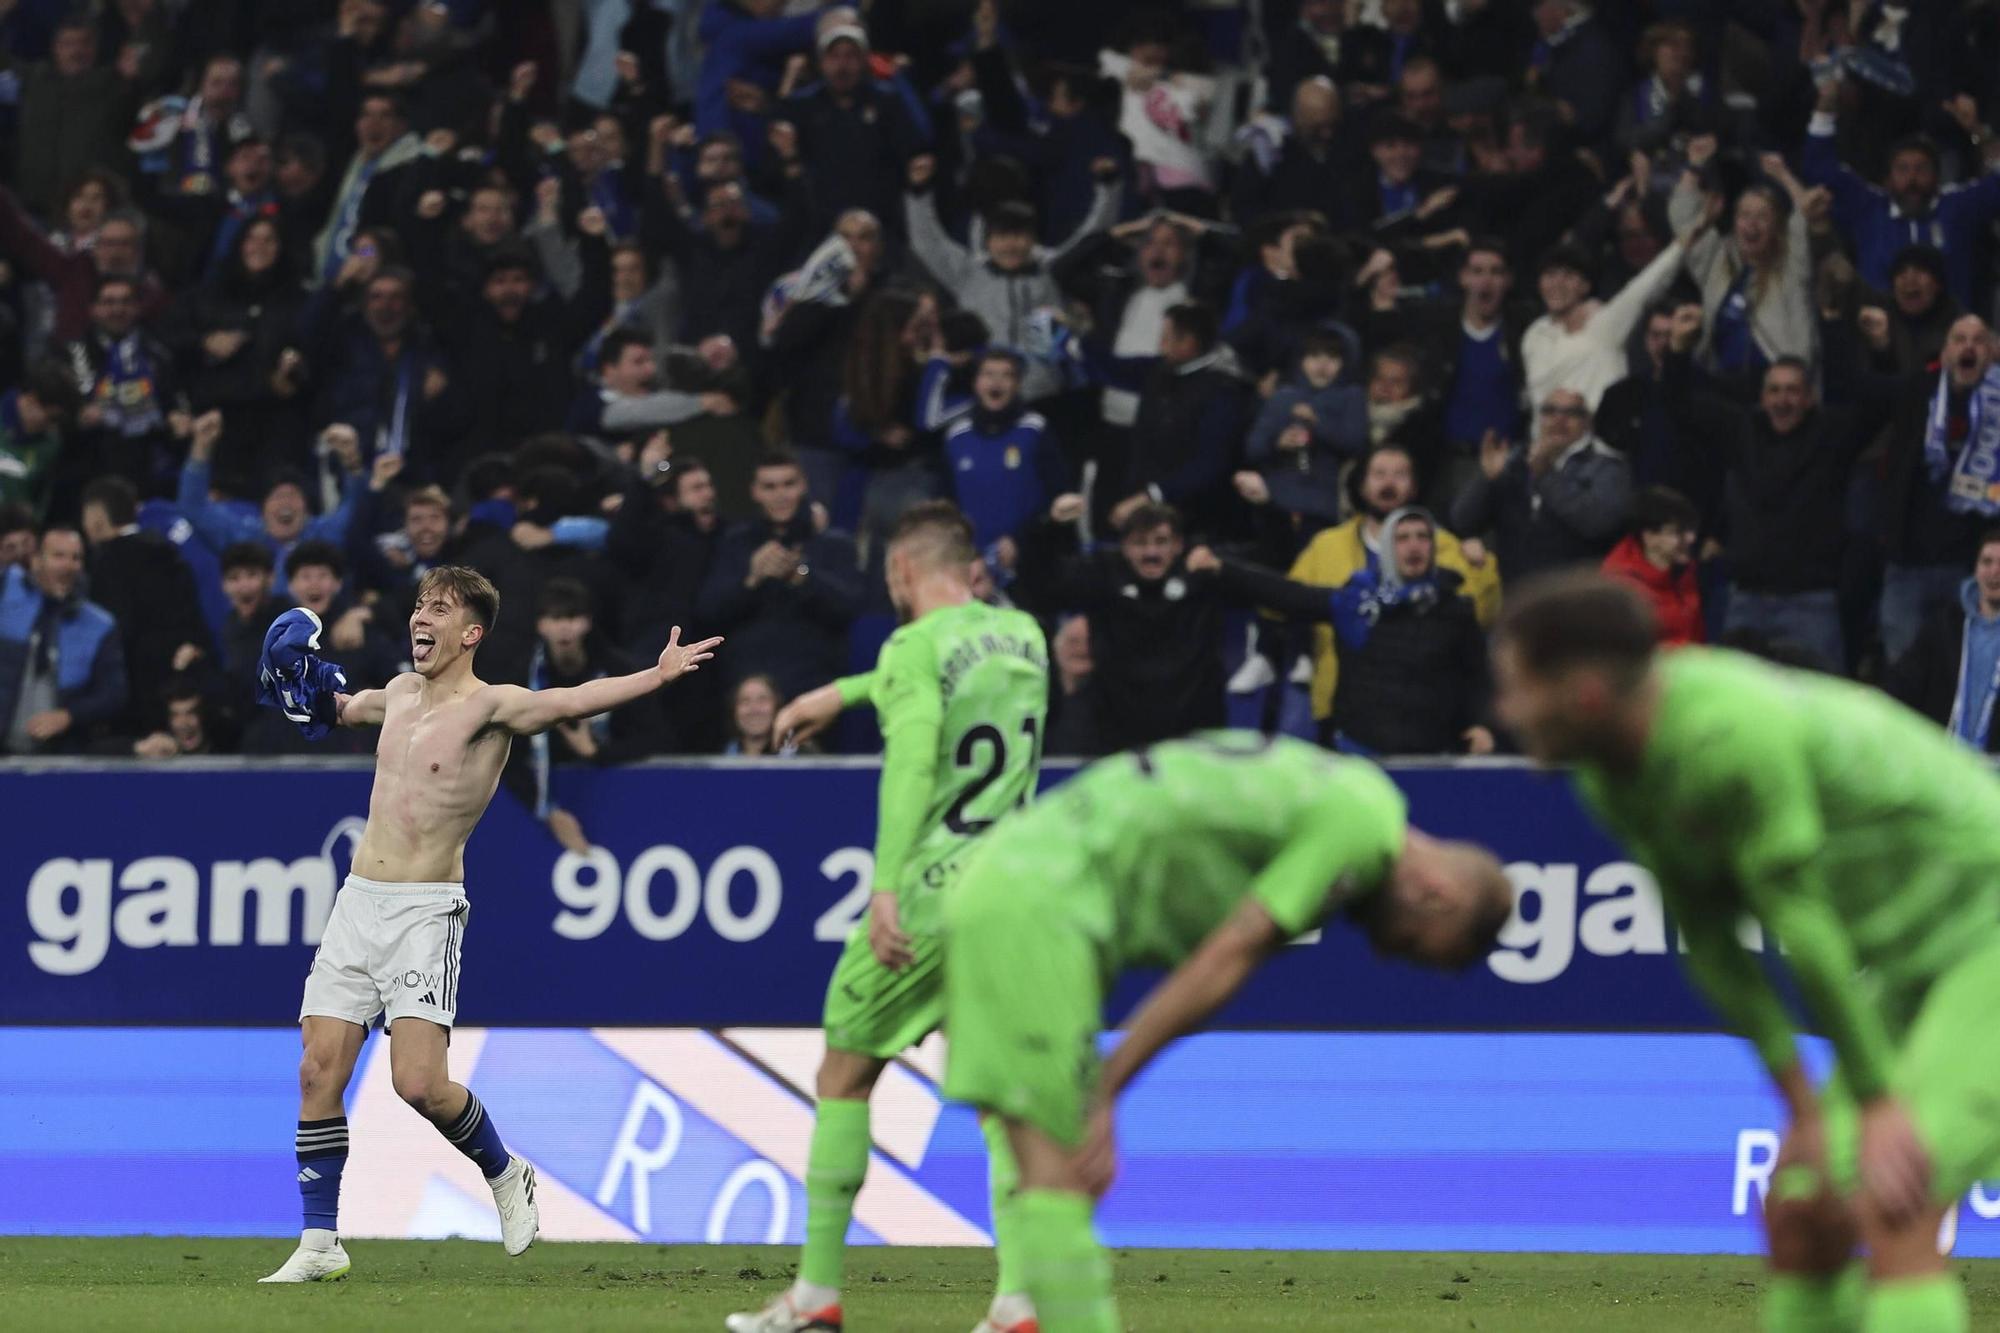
[1521,231,1688,413]
[904,151,1117,401]
[306,266,465,484]
[0,506,36,571]
[1101,22,1217,212]
[1601,485,1704,647]
[1016,500,1226,753]
[607,445,726,751]
[213,541,282,725]
[1287,443,1500,731]
[1239,330,1366,532]
[357,481,452,607]
[447,248,602,464]
[79,475,209,734]
[1662,307,1895,674]
[1854,246,1960,379]
[1527,1,1623,147]
[1877,315,2000,664]
[0,198,169,349]
[1889,530,2000,754]
[1359,345,1446,508]
[0,524,127,756]
[778,18,927,242]
[1234,77,1358,224]
[1042,613,1098,757]
[1616,21,1717,164]
[164,217,311,481]
[63,273,184,498]
[1265,0,1393,113]
[1802,77,2000,309]
[1597,304,1719,526]
[942,351,1069,565]
[289,540,402,690]
[767,209,889,502]
[312,91,422,286]
[1113,302,1251,540]
[0,361,82,516]
[1453,387,1632,583]
[175,415,366,564]
[131,674,229,759]
[1668,149,1817,391]
[5,13,139,219]
[1197,508,1494,758]
[723,673,788,756]
[525,577,667,765]
[697,449,862,700]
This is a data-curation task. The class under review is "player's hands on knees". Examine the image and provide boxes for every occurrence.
[867,892,914,970]
[1765,1110,1854,1270]
[1078,1099,1117,1199]
[773,683,842,747]
[1858,1096,1932,1230]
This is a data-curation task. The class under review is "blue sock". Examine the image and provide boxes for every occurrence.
[295,1116,348,1233]
[443,1091,510,1179]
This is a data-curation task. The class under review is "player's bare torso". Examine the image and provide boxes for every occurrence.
[350,674,511,885]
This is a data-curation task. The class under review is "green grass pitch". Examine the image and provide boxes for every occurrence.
[6,1238,2000,1331]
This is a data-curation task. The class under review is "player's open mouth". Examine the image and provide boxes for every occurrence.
[413,634,435,662]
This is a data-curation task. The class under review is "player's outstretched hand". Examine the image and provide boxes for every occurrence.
[773,681,843,748]
[867,892,914,971]
[1078,1099,1117,1199]
[657,626,723,682]
[1858,1097,1932,1229]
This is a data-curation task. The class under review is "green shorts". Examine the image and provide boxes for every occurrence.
[819,845,971,1059]
[1821,932,2000,1204]
[820,922,944,1059]
[940,842,1108,1148]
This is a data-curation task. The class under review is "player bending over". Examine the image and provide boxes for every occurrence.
[939,732,1511,1332]
[1493,572,2000,1333]
[260,566,719,1282]
[730,501,1049,1333]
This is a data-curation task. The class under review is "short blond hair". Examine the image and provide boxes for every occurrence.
[415,565,500,633]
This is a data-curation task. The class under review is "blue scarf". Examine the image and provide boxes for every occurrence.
[1924,366,2000,518]
[83,334,164,438]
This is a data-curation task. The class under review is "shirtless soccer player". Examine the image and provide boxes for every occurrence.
[1493,572,2000,1333]
[730,501,1049,1333]
[259,565,720,1283]
[940,732,1513,1333]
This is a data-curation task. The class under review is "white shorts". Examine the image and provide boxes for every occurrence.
[299,875,471,1030]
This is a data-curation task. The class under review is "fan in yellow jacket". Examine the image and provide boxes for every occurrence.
[1286,448,1501,720]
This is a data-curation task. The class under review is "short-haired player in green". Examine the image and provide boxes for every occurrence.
[728,501,1050,1333]
[1493,571,2000,1333]
[940,731,1516,1333]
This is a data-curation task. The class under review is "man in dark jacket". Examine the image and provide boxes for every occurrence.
[1113,303,1253,540]
[444,249,601,466]
[1661,306,1896,673]
[777,24,927,242]
[79,476,210,736]
[1195,506,1495,756]
[1889,530,2000,754]
[1452,386,1632,583]
[213,541,284,733]
[4,14,138,218]
[0,524,127,755]
[1233,77,1362,225]
[608,448,726,751]
[62,274,182,499]
[1015,501,1225,754]
[307,267,467,486]
[696,449,862,700]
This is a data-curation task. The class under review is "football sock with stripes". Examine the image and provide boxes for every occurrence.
[442,1091,511,1179]
[798,1097,871,1292]
[295,1116,348,1236]
[1014,1189,1118,1333]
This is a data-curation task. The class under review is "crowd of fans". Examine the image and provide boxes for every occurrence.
[4,0,2000,810]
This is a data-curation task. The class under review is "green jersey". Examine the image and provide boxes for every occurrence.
[837,600,1048,932]
[1573,648,2000,1099]
[980,732,1407,969]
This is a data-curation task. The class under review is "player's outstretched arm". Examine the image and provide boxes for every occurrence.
[489,627,722,736]
[334,689,390,728]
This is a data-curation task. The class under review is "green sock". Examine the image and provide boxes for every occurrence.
[1863,1275,1968,1333]
[799,1097,871,1291]
[1765,1267,1862,1332]
[1013,1189,1118,1333]
[982,1115,1026,1297]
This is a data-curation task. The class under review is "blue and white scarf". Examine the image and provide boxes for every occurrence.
[1924,365,2000,518]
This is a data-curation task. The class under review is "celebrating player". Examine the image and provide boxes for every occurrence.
[1492,572,2000,1333]
[939,732,1512,1333]
[729,502,1050,1333]
[260,567,719,1283]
